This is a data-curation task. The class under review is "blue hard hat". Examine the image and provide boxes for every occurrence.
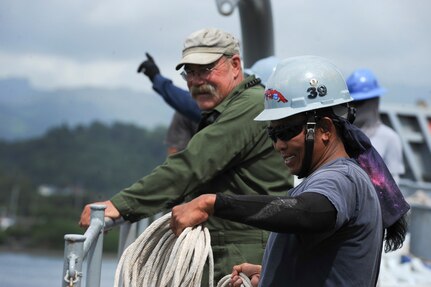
[244,56,280,86]
[346,68,387,101]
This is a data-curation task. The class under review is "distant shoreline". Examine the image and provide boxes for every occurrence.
[0,246,117,259]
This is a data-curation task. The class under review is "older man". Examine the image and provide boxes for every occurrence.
[80,28,293,282]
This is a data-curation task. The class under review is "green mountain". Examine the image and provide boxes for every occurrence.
[0,121,169,250]
[0,121,168,197]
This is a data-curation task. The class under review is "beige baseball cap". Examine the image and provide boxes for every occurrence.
[175,28,240,70]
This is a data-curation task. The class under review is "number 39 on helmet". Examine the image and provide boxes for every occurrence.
[254,55,353,121]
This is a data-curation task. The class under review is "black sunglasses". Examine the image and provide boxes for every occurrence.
[267,122,305,143]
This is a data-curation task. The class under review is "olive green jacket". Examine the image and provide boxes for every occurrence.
[111,76,293,232]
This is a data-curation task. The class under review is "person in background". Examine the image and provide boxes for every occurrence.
[163,112,197,154]
[170,56,409,286]
[137,53,199,154]
[137,52,201,123]
[243,56,280,86]
[80,28,293,283]
[346,68,405,183]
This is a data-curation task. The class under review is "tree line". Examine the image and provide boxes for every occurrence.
[0,121,168,251]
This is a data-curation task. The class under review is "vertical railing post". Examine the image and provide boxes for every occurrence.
[117,222,138,258]
[63,234,86,287]
[84,204,106,287]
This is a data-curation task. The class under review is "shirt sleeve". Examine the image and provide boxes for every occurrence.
[214,192,336,233]
[382,126,405,178]
[302,169,358,231]
[152,74,201,123]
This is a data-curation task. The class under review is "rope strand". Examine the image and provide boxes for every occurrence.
[114,212,252,287]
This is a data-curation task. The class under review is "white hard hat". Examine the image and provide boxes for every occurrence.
[255,55,352,121]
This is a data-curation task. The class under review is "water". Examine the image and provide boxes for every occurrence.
[0,251,117,287]
[2,245,431,287]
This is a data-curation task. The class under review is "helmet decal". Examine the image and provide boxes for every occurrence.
[265,89,288,103]
[307,78,328,99]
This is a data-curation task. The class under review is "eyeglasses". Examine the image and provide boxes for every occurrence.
[180,56,229,81]
[267,123,305,143]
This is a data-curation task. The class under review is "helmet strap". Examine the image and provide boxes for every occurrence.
[347,105,357,124]
[297,113,316,178]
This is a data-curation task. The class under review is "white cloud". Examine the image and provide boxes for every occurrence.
[0,0,430,98]
[0,51,149,91]
[84,1,152,26]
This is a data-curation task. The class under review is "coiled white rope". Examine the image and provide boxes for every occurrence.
[217,273,253,287]
[114,212,253,287]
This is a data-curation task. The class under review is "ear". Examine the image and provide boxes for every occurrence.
[318,117,334,141]
[230,55,242,77]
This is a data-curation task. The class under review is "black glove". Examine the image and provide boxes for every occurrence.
[137,52,160,82]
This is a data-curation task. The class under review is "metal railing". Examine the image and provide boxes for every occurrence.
[380,103,431,196]
[62,204,160,287]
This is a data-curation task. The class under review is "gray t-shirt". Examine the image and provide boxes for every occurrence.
[260,158,383,287]
[369,123,404,183]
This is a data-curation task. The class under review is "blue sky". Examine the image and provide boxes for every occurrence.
[1,0,430,104]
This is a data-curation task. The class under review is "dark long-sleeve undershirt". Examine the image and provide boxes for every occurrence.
[214,192,336,233]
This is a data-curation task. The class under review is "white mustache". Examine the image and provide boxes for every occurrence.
[190,84,216,97]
